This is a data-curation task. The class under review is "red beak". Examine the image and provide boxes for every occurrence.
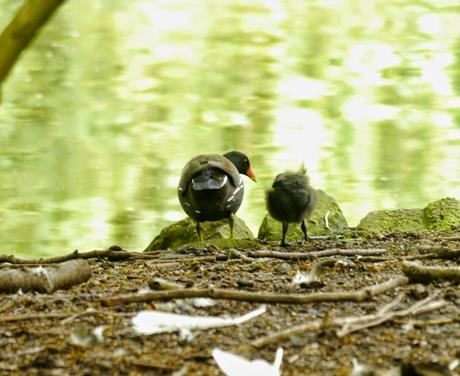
[246,168,257,182]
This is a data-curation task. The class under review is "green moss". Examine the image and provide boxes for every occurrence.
[144,216,254,252]
[357,209,426,233]
[357,197,460,234]
[423,197,460,231]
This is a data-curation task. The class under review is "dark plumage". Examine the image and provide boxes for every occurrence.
[266,169,316,246]
[178,151,256,240]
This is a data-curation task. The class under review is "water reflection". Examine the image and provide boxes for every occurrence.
[0,0,459,257]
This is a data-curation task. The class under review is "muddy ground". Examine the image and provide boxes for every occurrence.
[0,230,459,375]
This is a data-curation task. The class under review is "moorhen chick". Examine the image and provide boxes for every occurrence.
[178,151,256,240]
[266,169,316,246]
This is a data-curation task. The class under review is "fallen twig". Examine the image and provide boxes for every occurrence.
[229,249,255,262]
[0,246,388,266]
[402,253,437,260]
[402,261,460,283]
[432,248,460,260]
[148,278,186,291]
[100,276,408,307]
[393,317,457,327]
[0,246,151,265]
[0,259,91,293]
[416,246,460,260]
[250,295,446,348]
[337,295,444,336]
[245,248,386,260]
[0,308,131,323]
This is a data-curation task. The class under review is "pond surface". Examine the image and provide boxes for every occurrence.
[1,0,459,257]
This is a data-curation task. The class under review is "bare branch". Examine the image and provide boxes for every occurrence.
[245,248,387,260]
[0,259,91,293]
[100,276,408,307]
[402,261,460,283]
[250,296,446,348]
[0,309,131,323]
[0,247,156,265]
[0,0,66,87]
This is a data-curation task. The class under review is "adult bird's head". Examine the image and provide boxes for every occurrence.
[223,151,257,182]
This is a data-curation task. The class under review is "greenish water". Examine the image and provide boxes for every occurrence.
[1,0,459,258]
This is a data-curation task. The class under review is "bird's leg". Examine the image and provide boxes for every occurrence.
[281,221,289,247]
[196,221,203,241]
[228,213,235,239]
[300,219,308,243]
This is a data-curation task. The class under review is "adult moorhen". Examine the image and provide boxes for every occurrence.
[266,168,316,246]
[178,151,256,240]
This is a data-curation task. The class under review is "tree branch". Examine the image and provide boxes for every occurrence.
[250,295,446,348]
[245,248,386,260]
[0,247,153,265]
[0,259,91,293]
[100,276,408,307]
[402,261,460,283]
[0,0,66,88]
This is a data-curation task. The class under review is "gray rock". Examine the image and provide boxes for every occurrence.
[357,197,460,233]
[423,197,460,231]
[144,216,254,251]
[357,208,426,233]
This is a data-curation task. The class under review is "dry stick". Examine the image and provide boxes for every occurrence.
[441,235,460,241]
[393,317,457,326]
[100,276,408,307]
[416,246,460,260]
[229,249,255,262]
[0,247,140,265]
[377,293,405,315]
[0,259,91,293]
[0,247,387,267]
[246,248,387,260]
[402,261,460,283]
[145,249,387,265]
[402,253,437,260]
[0,309,132,323]
[250,296,446,348]
[148,278,186,291]
[0,250,232,267]
[430,248,460,260]
[337,295,443,337]
[0,312,76,323]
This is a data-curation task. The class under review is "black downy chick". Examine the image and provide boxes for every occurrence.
[266,167,316,246]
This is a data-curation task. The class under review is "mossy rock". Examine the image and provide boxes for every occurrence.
[258,189,348,242]
[357,197,460,233]
[144,216,254,251]
[423,197,460,231]
[357,209,426,233]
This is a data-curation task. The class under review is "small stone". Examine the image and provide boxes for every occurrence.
[408,284,427,299]
[237,279,254,288]
[275,262,291,274]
